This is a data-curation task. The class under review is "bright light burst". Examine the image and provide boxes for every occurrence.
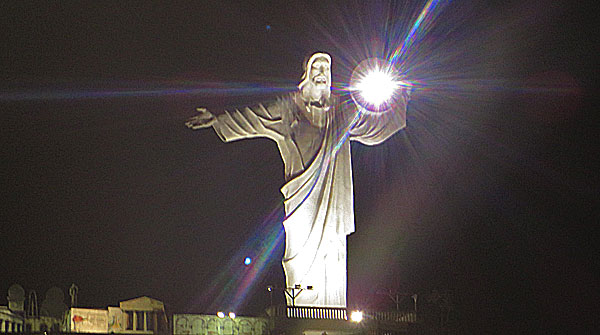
[350,310,364,323]
[349,58,411,112]
[355,68,399,107]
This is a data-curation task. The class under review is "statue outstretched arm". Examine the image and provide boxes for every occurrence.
[186,101,286,143]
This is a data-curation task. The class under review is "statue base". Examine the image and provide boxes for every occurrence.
[266,305,417,335]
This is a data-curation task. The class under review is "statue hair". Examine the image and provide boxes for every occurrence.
[298,52,331,91]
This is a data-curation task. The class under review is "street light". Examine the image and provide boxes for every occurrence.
[350,311,363,323]
[266,286,274,307]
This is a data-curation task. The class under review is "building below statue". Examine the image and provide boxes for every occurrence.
[172,306,418,335]
[266,305,417,335]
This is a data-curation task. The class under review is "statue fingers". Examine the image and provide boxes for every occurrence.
[185,115,214,129]
[185,119,197,129]
[195,107,214,117]
[185,107,216,129]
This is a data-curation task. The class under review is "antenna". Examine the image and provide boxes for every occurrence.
[284,285,313,307]
[69,284,78,308]
[376,288,416,311]
[28,290,39,317]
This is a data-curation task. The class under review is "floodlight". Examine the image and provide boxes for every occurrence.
[350,57,410,113]
[350,310,363,323]
[217,311,225,318]
[355,70,398,106]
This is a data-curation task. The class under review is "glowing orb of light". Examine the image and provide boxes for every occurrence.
[244,257,252,266]
[217,311,225,318]
[350,58,408,113]
[350,310,363,323]
[355,70,397,106]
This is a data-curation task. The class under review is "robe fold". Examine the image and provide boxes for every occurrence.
[211,90,408,307]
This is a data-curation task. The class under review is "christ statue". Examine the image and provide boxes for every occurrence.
[186,52,411,308]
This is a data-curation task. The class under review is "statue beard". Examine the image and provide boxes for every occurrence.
[300,82,331,109]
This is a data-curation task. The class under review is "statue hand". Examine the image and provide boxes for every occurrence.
[186,107,216,129]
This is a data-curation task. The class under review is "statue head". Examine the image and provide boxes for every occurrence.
[298,52,332,106]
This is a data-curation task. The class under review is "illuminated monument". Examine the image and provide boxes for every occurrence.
[187,52,411,308]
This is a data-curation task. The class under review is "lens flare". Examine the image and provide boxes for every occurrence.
[189,205,284,314]
[349,57,411,113]
[389,0,447,65]
[350,310,363,323]
[355,69,399,107]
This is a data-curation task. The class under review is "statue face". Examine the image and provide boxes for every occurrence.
[309,57,331,92]
[299,53,332,103]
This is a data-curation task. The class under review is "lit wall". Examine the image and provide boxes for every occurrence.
[0,307,24,333]
[173,314,269,335]
[70,308,109,333]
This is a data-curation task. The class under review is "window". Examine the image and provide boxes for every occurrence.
[136,311,144,331]
[191,318,205,335]
[126,311,134,330]
[223,320,235,335]
[239,321,252,335]
[146,312,154,331]
[207,319,218,335]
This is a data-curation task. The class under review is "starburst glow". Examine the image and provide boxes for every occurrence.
[355,69,399,107]
[390,0,447,65]
[349,58,411,112]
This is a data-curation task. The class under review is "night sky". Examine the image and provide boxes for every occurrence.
[1,1,597,333]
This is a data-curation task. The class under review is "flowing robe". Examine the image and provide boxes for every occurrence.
[211,91,409,307]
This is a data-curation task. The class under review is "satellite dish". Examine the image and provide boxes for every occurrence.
[8,284,25,298]
[7,284,25,312]
[45,286,64,301]
[41,287,67,319]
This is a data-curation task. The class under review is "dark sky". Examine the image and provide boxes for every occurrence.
[1,1,597,333]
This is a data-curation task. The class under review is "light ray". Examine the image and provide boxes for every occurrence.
[188,204,284,313]
[0,81,295,102]
[389,0,449,66]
